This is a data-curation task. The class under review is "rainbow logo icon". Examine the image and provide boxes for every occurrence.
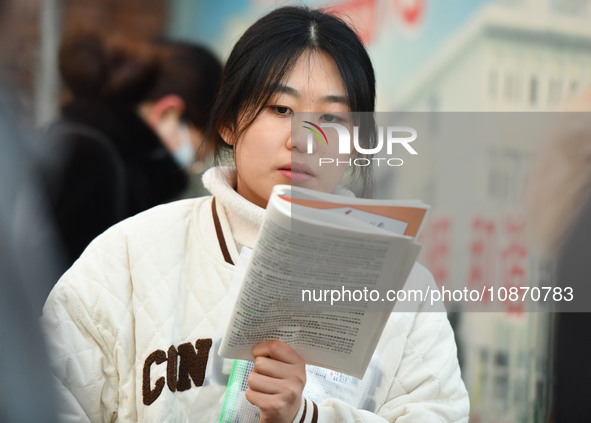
[302,121,328,145]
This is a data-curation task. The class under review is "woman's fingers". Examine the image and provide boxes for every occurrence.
[246,340,307,423]
[252,339,305,364]
[246,371,282,394]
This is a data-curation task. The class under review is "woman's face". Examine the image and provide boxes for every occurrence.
[228,50,352,208]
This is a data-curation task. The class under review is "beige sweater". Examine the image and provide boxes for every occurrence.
[42,167,469,422]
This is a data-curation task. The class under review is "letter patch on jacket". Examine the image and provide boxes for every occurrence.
[142,338,213,405]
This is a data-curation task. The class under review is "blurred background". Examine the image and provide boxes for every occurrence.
[2,0,591,422]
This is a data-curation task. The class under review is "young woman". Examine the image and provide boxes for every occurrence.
[42,7,469,422]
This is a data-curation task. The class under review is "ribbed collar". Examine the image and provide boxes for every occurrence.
[202,167,264,251]
[202,166,356,253]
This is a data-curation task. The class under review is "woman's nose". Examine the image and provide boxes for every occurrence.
[288,119,316,154]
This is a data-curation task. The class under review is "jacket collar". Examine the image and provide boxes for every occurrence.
[202,166,355,253]
[202,167,264,252]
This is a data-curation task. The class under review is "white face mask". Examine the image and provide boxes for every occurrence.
[172,122,196,170]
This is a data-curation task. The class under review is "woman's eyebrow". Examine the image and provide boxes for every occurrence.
[275,85,348,105]
[275,84,300,97]
[320,94,348,105]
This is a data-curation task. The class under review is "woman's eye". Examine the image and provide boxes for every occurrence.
[272,106,292,116]
[321,114,344,123]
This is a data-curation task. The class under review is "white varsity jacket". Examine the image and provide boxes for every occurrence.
[41,167,469,422]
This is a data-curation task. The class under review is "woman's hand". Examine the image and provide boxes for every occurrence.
[246,340,307,423]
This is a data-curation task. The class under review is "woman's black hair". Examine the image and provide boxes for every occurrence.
[208,6,377,196]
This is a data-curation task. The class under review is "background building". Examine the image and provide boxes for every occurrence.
[380,1,591,421]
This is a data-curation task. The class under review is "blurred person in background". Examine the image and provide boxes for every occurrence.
[0,0,61,420]
[525,91,591,422]
[40,29,222,271]
[0,94,62,423]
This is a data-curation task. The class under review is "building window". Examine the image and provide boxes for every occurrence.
[529,77,538,105]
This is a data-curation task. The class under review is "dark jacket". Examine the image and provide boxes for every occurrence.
[40,98,188,270]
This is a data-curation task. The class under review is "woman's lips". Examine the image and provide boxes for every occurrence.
[278,163,314,183]
[278,169,313,182]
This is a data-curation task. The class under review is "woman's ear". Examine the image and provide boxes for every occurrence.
[145,94,186,128]
[138,94,187,153]
[219,125,235,146]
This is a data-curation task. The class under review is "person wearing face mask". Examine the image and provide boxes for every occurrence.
[40,30,222,273]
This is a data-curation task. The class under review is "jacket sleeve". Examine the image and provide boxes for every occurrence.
[41,234,128,423]
[292,269,470,423]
